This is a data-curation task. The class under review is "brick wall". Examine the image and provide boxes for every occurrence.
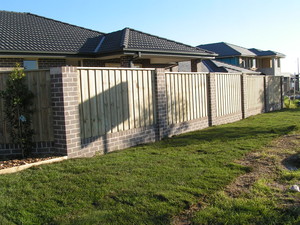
[0,142,54,159]
[0,58,23,67]
[82,59,105,67]
[38,59,66,69]
[80,126,157,157]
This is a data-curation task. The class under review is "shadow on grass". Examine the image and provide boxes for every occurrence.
[164,124,298,146]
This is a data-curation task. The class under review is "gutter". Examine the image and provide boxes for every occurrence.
[123,48,217,57]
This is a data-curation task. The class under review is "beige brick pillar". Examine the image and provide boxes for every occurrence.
[50,66,81,158]
[207,73,217,126]
[264,76,269,112]
[241,74,248,118]
[280,76,284,109]
[154,68,168,139]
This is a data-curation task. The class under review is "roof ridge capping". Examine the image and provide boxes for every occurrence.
[20,11,104,35]
[121,27,130,48]
[248,48,285,57]
[125,27,217,55]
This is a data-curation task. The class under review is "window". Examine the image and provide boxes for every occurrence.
[23,60,38,70]
[277,58,281,68]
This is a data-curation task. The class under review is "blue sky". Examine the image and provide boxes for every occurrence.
[2,0,300,73]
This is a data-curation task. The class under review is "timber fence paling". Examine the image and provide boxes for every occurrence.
[246,75,265,111]
[0,72,8,143]
[214,73,242,117]
[164,72,208,125]
[0,70,53,144]
[265,76,282,111]
[77,68,156,139]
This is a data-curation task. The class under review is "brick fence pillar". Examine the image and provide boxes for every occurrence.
[207,73,217,126]
[280,76,284,109]
[154,68,168,139]
[241,74,248,118]
[264,76,269,112]
[50,66,81,158]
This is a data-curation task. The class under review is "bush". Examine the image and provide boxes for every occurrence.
[284,96,299,109]
[0,64,34,157]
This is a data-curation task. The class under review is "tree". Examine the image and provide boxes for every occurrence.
[0,64,34,157]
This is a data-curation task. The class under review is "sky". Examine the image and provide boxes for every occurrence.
[1,0,300,73]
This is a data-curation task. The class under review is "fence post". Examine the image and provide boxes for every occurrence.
[207,73,217,126]
[50,66,81,158]
[241,74,248,118]
[154,68,168,140]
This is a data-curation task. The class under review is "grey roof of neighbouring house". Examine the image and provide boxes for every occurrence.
[249,48,285,58]
[202,59,261,74]
[0,11,216,58]
[198,42,257,57]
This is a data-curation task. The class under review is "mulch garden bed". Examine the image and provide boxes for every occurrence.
[0,156,60,170]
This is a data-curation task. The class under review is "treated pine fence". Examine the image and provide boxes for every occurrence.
[265,76,282,111]
[77,70,272,141]
[78,68,156,139]
[215,73,242,117]
[0,70,53,143]
[165,72,208,125]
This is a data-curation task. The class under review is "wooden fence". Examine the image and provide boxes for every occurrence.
[165,72,208,125]
[78,68,156,139]
[0,70,53,143]
[246,75,265,111]
[215,74,242,117]
[265,76,282,111]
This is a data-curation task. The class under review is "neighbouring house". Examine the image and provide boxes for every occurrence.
[178,59,261,74]
[248,48,285,76]
[198,42,285,76]
[0,10,216,71]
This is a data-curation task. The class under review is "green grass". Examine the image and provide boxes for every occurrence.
[0,109,300,224]
[192,190,300,225]
[192,175,300,225]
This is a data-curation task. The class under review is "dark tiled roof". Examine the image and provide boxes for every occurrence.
[203,59,261,74]
[97,28,216,56]
[0,11,216,58]
[198,42,256,57]
[0,10,104,54]
[249,48,285,58]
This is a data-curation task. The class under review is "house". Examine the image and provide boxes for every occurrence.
[178,59,261,74]
[0,10,216,71]
[198,42,285,76]
[248,48,285,76]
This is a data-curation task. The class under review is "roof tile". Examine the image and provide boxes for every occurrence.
[0,11,103,54]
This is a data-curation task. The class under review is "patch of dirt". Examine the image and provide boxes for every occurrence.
[172,134,300,225]
[0,155,60,170]
[226,135,300,197]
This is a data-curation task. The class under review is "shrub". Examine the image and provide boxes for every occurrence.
[0,64,34,157]
[284,96,299,109]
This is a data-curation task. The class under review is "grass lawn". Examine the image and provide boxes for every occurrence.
[0,109,300,224]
